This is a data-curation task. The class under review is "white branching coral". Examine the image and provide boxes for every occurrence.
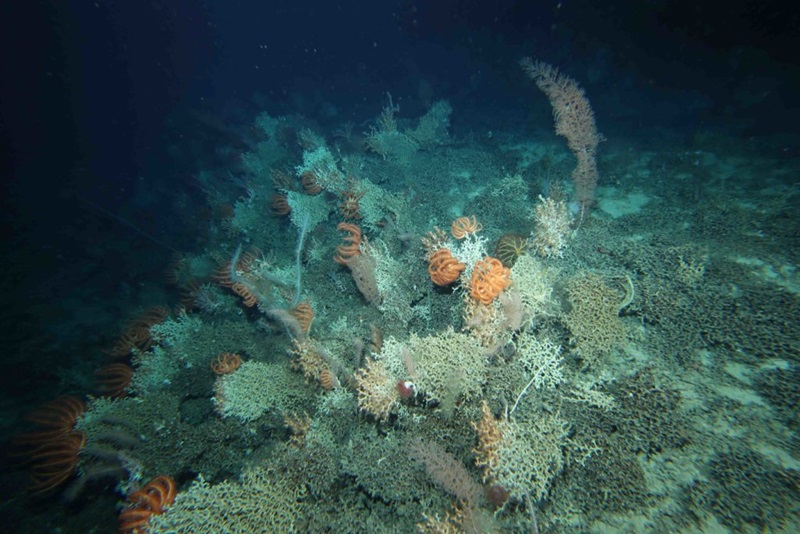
[531,194,573,258]
[364,97,419,161]
[492,413,569,502]
[408,100,453,145]
[510,253,558,321]
[473,402,569,503]
[356,179,409,233]
[453,233,490,283]
[294,145,347,193]
[149,468,306,533]
[286,190,331,230]
[408,328,487,410]
[564,379,617,412]
[462,287,528,350]
[510,333,564,416]
[213,360,310,422]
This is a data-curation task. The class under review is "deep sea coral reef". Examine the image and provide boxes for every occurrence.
[17,91,800,534]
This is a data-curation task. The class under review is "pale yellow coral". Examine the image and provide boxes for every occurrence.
[472,401,569,502]
[213,360,310,422]
[462,288,527,349]
[564,272,627,366]
[509,253,557,320]
[472,401,503,480]
[289,338,329,384]
[407,328,487,410]
[492,413,569,502]
[284,412,312,447]
[149,467,306,533]
[531,194,572,258]
[354,357,398,420]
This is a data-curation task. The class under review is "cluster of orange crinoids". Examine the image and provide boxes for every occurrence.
[179,280,203,311]
[13,396,86,493]
[427,248,466,286]
[210,352,243,375]
[230,282,259,307]
[470,257,511,305]
[213,248,262,308]
[107,307,170,357]
[119,475,177,533]
[300,171,323,194]
[333,222,362,264]
[95,363,134,399]
[451,215,482,239]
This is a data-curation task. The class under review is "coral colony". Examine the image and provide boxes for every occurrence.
[16,59,800,533]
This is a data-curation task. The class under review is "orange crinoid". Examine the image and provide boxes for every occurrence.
[451,215,482,240]
[300,171,323,195]
[119,475,177,533]
[210,352,243,375]
[271,193,291,216]
[95,363,134,398]
[339,183,365,220]
[213,247,263,308]
[470,257,511,305]
[107,306,170,357]
[333,222,362,264]
[289,301,314,333]
[427,248,465,286]
[12,396,86,493]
